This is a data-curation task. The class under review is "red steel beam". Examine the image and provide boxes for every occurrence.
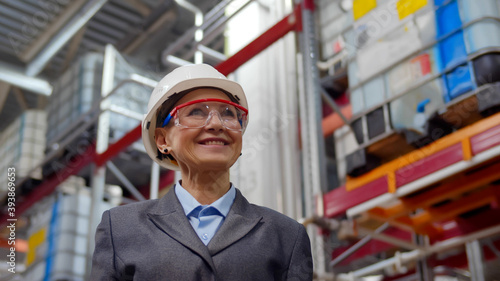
[1,5,305,226]
[95,125,142,167]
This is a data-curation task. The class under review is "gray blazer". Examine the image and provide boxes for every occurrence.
[90,188,313,280]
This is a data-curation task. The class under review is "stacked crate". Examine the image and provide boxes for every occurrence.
[0,110,46,196]
[22,176,115,281]
[45,52,155,150]
[318,0,500,179]
[45,54,102,146]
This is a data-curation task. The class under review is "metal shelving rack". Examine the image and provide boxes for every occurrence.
[318,1,500,280]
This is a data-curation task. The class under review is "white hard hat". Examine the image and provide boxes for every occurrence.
[142,63,248,170]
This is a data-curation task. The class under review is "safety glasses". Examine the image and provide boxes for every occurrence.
[161,98,248,131]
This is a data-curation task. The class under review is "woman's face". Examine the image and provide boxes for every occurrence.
[155,88,243,172]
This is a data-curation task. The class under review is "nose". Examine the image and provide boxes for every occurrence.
[204,111,225,131]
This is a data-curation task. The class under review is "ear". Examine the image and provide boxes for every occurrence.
[155,127,172,154]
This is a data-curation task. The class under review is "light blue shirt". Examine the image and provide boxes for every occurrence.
[175,183,236,245]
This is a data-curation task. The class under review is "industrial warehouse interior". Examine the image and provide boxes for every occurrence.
[1,0,500,280]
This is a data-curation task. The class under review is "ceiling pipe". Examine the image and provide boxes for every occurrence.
[25,0,108,77]
[173,0,203,63]
[161,0,238,64]
[0,62,52,96]
[166,55,192,66]
[183,0,254,62]
[197,44,227,63]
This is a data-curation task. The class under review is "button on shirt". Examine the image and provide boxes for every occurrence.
[175,183,236,245]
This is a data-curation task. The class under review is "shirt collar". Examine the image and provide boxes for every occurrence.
[174,181,236,218]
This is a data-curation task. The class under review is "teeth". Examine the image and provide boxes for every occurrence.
[204,141,225,145]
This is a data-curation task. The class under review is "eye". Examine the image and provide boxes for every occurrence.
[221,106,240,118]
[187,108,206,116]
[221,109,235,117]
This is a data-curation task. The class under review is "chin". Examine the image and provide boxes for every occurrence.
[197,157,236,171]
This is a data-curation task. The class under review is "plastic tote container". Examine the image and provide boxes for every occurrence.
[458,0,500,22]
[464,19,500,54]
[46,52,155,147]
[390,78,445,131]
[435,0,468,70]
[386,47,440,97]
[443,63,474,101]
[354,0,435,81]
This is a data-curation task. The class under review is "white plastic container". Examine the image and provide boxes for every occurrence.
[46,52,154,147]
[350,87,365,115]
[458,0,500,22]
[348,59,360,87]
[464,19,500,54]
[389,78,445,130]
[318,0,354,60]
[354,1,435,81]
[386,46,440,97]
[363,75,386,109]
[23,178,114,280]
[0,110,46,196]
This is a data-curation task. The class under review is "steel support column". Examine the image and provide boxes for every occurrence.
[86,44,116,276]
[414,234,433,281]
[175,0,203,63]
[466,240,486,281]
[298,0,328,274]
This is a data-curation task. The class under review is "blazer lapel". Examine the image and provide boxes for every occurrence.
[208,189,263,255]
[147,189,216,271]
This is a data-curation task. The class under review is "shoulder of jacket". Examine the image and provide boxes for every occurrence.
[108,199,160,217]
[249,204,302,228]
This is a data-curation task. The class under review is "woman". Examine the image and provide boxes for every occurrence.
[90,64,313,280]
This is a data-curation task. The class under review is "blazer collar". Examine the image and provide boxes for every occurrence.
[146,188,263,263]
[207,189,263,255]
[146,189,216,271]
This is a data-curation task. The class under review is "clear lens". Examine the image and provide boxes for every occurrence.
[176,101,247,131]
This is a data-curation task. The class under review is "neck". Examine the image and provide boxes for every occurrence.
[180,169,231,205]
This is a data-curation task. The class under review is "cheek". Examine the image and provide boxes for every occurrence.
[231,134,243,153]
[169,130,200,161]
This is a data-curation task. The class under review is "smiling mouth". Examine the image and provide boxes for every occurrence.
[200,140,228,145]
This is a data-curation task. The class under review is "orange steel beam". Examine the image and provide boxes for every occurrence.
[424,186,499,221]
[367,160,500,220]
[392,186,500,234]
[346,112,500,191]
[401,161,500,209]
[368,204,410,220]
[370,215,443,236]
